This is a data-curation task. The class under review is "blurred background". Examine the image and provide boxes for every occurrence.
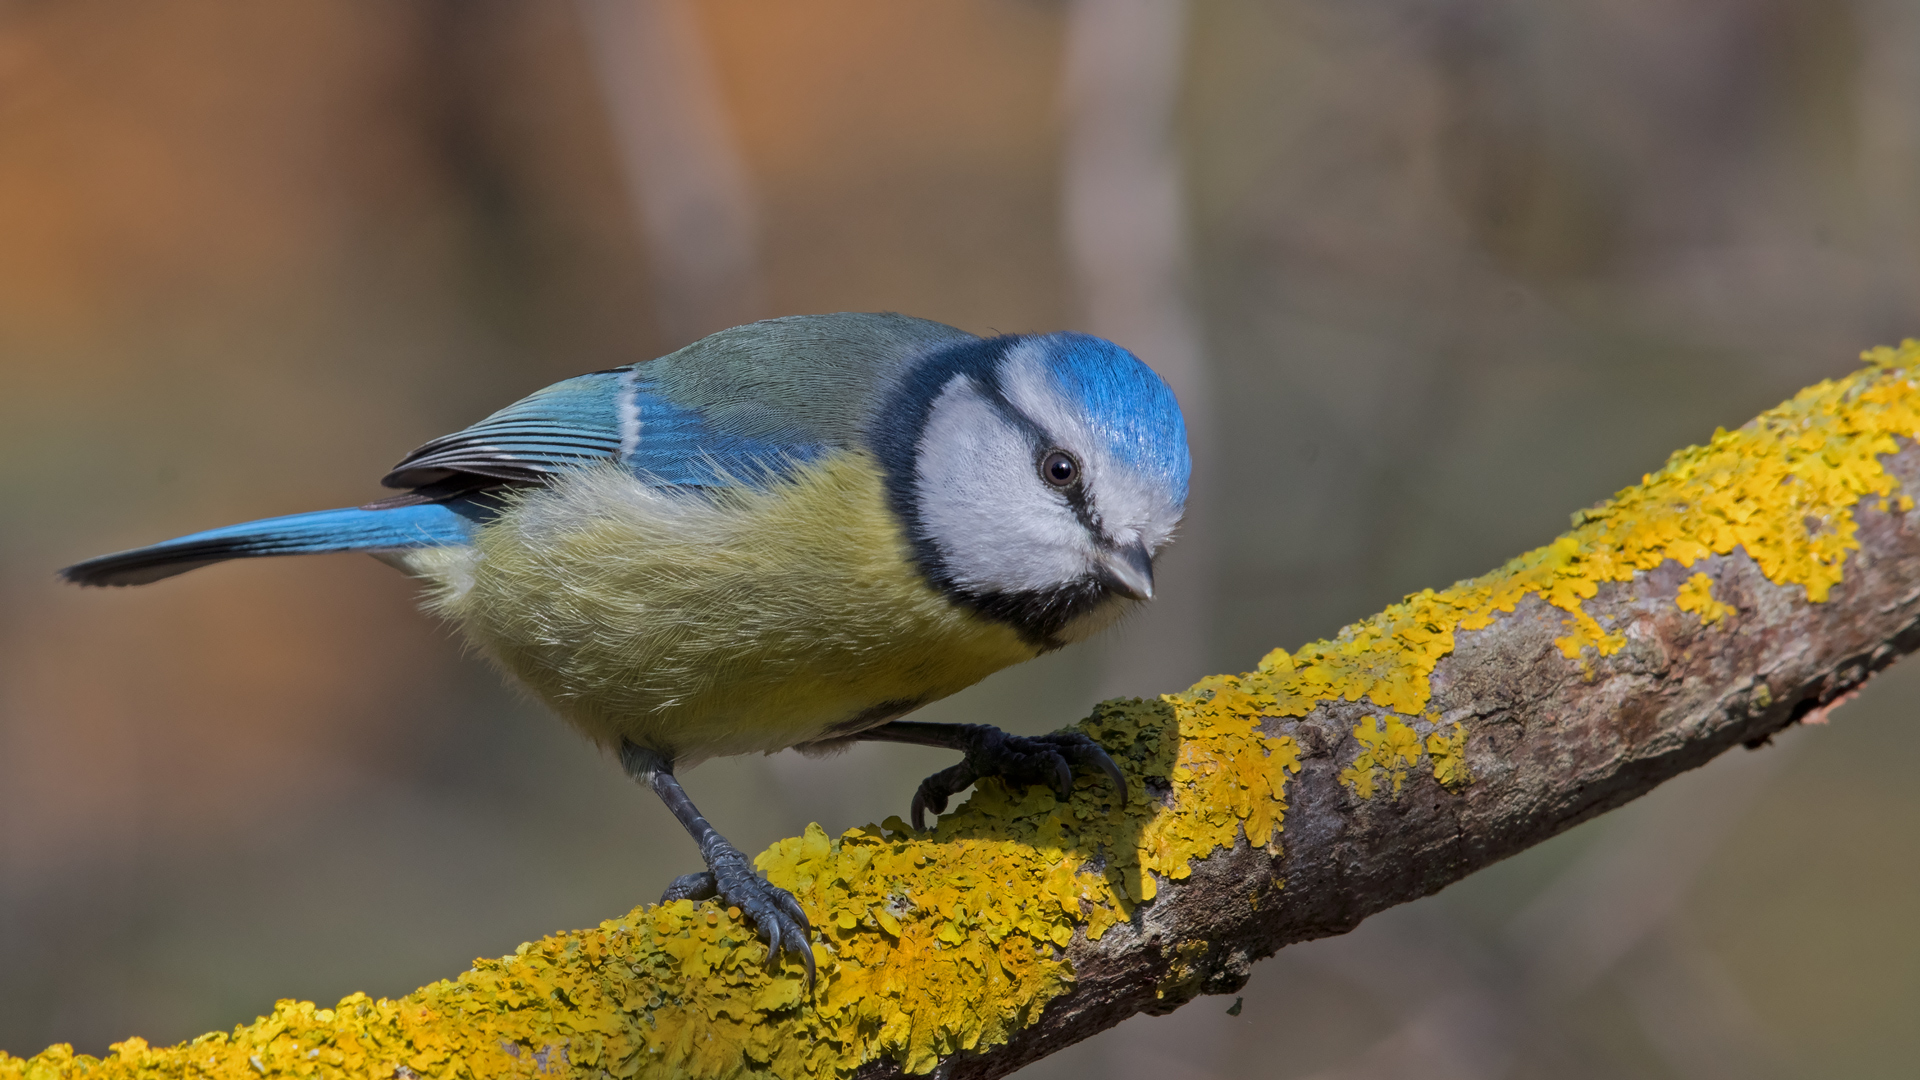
[2,1,1917,1076]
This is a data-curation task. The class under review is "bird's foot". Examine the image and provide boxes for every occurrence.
[660,845,815,986]
[910,724,1127,832]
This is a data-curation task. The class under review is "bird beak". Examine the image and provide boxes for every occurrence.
[1097,542,1155,601]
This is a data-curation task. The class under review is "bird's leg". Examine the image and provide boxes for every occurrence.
[856,721,1127,832]
[619,741,815,986]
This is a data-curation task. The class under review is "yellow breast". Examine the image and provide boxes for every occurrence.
[401,452,1040,765]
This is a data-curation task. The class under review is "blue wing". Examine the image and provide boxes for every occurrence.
[380,367,827,492]
[381,369,633,488]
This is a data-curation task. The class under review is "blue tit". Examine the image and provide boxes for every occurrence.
[63,312,1191,980]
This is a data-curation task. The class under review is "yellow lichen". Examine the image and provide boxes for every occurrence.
[1427,724,1471,789]
[1553,605,1628,660]
[10,342,1920,1080]
[1339,717,1423,797]
[1153,940,1211,1005]
[1675,571,1734,626]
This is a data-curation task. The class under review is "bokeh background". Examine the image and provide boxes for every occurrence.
[3,1,1918,1077]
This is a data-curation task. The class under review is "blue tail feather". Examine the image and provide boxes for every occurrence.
[61,500,491,587]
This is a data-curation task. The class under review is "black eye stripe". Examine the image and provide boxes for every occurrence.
[1048,457,1098,531]
[977,380,1099,529]
[977,376,1051,447]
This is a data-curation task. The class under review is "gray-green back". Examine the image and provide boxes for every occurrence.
[644,312,973,448]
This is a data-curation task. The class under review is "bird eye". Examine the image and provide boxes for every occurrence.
[1039,450,1080,488]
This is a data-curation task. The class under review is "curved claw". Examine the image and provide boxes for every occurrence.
[768,888,814,980]
[681,850,817,988]
[911,762,978,832]
[907,725,1130,830]
[910,788,935,835]
[1093,744,1128,804]
[1051,734,1129,807]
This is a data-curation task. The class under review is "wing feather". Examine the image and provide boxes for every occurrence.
[376,364,824,494]
[378,314,975,497]
[381,370,631,488]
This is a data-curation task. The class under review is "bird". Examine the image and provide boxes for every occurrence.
[62,312,1191,982]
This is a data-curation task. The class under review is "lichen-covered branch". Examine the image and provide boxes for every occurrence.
[12,344,1920,1080]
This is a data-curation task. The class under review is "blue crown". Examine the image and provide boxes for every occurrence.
[1038,333,1190,505]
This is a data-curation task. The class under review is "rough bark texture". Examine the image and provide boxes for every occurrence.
[904,442,1920,1080]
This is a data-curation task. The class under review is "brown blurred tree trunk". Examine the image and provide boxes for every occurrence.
[576,0,761,344]
[1063,0,1216,703]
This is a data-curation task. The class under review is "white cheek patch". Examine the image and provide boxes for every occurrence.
[914,376,1095,595]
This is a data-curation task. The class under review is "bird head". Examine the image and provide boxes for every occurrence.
[878,332,1190,649]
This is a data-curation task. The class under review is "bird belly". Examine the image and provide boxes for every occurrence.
[411,453,1039,766]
